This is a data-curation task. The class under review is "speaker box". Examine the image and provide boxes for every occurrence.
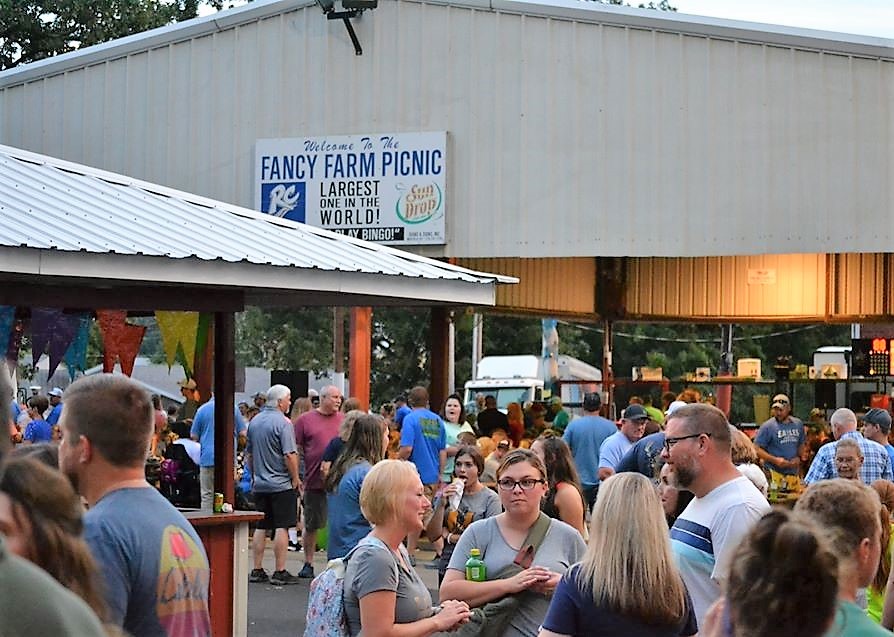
[270,370,309,397]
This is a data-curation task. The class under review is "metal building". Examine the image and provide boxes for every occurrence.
[1,0,892,321]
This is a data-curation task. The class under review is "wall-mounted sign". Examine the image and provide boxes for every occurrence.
[255,132,446,245]
[747,268,776,285]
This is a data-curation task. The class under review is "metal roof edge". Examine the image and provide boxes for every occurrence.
[0,0,316,88]
[424,0,894,59]
[0,143,518,286]
[502,0,894,57]
[1,0,891,89]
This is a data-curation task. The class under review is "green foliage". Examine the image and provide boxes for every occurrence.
[0,0,235,70]
[235,307,333,374]
[369,307,431,408]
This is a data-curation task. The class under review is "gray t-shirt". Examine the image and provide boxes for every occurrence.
[344,540,433,636]
[436,486,503,575]
[447,516,587,637]
[246,405,297,493]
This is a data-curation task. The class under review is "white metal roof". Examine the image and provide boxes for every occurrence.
[0,143,514,306]
[0,0,890,88]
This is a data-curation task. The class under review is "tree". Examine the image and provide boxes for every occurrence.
[0,0,240,70]
[235,307,334,374]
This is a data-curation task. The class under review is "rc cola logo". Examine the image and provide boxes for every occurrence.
[261,181,306,222]
[395,182,443,224]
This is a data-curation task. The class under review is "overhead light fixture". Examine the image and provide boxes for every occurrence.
[315,0,378,56]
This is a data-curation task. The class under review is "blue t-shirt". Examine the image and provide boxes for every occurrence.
[46,403,63,426]
[23,419,52,443]
[84,487,211,636]
[395,404,412,427]
[10,399,20,423]
[399,408,446,485]
[327,461,373,560]
[754,417,805,475]
[885,444,894,470]
[542,564,697,637]
[563,415,619,487]
[189,398,247,467]
[615,432,666,478]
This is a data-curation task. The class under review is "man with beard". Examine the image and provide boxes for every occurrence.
[58,374,211,636]
[660,403,769,627]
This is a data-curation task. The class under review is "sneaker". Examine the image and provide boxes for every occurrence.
[249,568,269,583]
[297,563,315,579]
[270,570,300,585]
[288,540,301,552]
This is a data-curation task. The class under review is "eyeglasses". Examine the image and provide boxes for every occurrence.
[663,432,711,453]
[496,478,546,491]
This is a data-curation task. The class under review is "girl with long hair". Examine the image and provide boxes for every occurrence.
[0,456,108,622]
[531,434,587,537]
[425,445,501,584]
[539,472,696,637]
[441,393,466,483]
[700,510,838,637]
[324,413,389,560]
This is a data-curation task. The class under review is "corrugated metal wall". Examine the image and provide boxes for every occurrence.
[1,1,892,259]
[625,254,828,320]
[456,257,595,317]
[625,254,894,322]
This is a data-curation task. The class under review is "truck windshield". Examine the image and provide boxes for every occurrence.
[468,387,532,411]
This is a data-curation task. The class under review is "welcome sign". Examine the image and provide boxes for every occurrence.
[255,132,447,245]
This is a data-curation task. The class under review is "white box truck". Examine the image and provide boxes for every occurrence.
[463,355,602,412]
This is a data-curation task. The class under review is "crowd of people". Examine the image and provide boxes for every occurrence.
[8,373,894,637]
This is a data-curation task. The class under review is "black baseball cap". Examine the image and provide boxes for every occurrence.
[622,404,649,421]
[583,392,601,411]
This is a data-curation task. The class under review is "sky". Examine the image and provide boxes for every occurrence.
[667,0,893,39]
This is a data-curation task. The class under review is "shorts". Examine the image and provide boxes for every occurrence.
[303,489,328,532]
[255,489,298,530]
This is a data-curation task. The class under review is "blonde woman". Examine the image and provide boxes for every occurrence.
[342,459,471,636]
[538,473,696,637]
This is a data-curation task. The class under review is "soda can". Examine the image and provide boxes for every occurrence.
[213,492,224,513]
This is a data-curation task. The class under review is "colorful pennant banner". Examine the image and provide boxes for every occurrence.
[96,310,146,377]
[155,311,200,374]
[31,307,84,380]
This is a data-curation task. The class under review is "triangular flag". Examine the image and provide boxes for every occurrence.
[47,313,85,380]
[97,310,146,376]
[63,314,92,380]
[155,311,200,371]
[5,319,24,365]
[0,306,14,362]
[31,307,62,369]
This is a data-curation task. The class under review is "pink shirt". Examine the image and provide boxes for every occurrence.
[294,409,343,490]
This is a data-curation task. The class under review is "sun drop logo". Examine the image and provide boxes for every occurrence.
[261,181,306,222]
[395,183,442,224]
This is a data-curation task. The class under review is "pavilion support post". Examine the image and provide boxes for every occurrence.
[430,307,451,412]
[213,311,236,508]
[602,320,614,420]
[348,307,372,410]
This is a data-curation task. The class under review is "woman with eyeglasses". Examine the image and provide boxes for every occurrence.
[539,472,697,637]
[440,449,587,637]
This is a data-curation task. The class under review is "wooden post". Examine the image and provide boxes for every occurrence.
[212,312,235,508]
[348,307,372,410]
[430,307,451,412]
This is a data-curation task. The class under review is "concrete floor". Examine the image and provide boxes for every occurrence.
[247,539,441,636]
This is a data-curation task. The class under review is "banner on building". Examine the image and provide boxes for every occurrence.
[255,132,447,245]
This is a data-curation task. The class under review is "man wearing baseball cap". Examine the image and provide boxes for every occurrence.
[598,404,649,481]
[861,408,894,468]
[754,393,806,491]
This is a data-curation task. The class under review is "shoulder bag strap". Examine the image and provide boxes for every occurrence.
[513,512,552,568]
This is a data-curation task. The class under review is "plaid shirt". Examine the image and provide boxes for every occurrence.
[804,431,893,485]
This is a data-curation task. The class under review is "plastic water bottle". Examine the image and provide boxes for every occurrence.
[465,548,486,582]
